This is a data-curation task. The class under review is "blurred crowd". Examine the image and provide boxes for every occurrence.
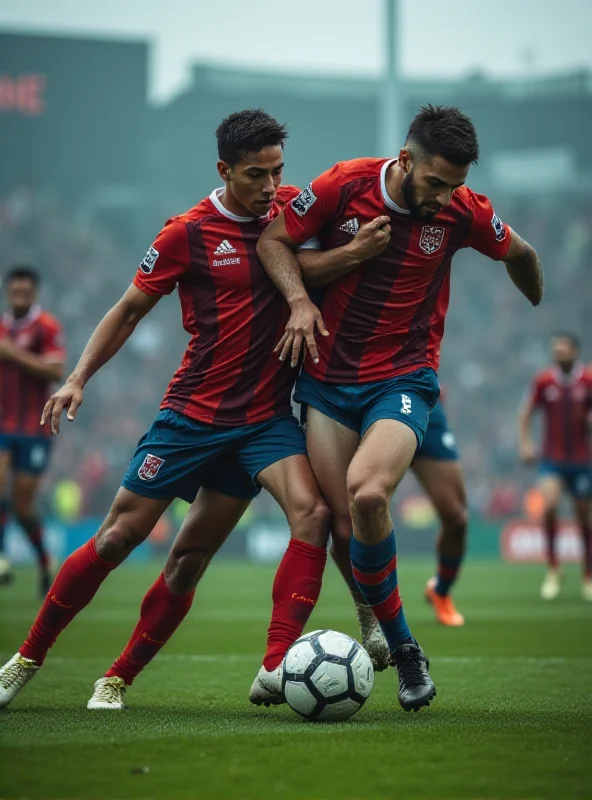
[1,186,591,525]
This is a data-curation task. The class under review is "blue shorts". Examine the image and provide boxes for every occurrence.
[414,399,459,461]
[122,409,307,503]
[0,433,52,475]
[295,368,440,448]
[539,461,592,500]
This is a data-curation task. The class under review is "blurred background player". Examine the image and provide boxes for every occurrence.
[0,267,65,594]
[259,104,543,712]
[414,395,467,627]
[518,333,592,601]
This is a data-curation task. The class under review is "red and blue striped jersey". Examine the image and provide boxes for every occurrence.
[284,158,512,384]
[529,365,592,464]
[133,186,300,427]
[0,306,66,437]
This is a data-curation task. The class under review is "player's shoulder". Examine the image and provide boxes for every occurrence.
[37,309,63,332]
[176,195,218,226]
[534,367,554,386]
[276,185,301,207]
[450,186,487,215]
[333,157,387,185]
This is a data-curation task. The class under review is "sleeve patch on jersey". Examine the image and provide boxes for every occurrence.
[139,246,159,274]
[291,184,317,217]
[491,212,506,242]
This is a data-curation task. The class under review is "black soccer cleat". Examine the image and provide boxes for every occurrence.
[392,641,436,712]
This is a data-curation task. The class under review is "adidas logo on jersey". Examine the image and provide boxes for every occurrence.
[214,240,237,255]
[339,218,360,235]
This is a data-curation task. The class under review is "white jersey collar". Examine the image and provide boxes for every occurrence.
[380,159,410,215]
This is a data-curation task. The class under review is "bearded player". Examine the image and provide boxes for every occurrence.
[258,104,543,711]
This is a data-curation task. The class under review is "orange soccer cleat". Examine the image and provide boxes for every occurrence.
[425,577,465,627]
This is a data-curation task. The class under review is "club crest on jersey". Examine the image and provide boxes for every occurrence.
[419,225,445,255]
[139,246,159,274]
[491,211,506,242]
[138,453,165,481]
[291,184,317,217]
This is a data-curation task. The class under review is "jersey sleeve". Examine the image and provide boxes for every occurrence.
[40,317,66,361]
[529,374,545,408]
[283,164,343,246]
[133,218,190,296]
[463,192,512,260]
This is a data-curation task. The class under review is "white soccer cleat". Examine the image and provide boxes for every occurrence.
[249,665,285,706]
[355,601,391,672]
[582,579,592,602]
[540,570,561,600]
[87,677,127,710]
[0,653,39,708]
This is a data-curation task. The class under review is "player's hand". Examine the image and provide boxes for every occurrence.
[0,338,18,360]
[519,442,538,465]
[41,379,84,436]
[348,216,391,262]
[275,296,329,368]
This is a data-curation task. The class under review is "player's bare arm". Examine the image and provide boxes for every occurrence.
[502,230,543,306]
[257,213,328,367]
[517,395,537,464]
[0,338,63,382]
[41,284,159,435]
[296,216,391,288]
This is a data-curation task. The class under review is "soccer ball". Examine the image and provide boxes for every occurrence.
[282,629,374,721]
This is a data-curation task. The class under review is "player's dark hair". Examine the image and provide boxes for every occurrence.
[216,109,288,166]
[4,265,40,286]
[406,105,479,166]
[552,332,580,350]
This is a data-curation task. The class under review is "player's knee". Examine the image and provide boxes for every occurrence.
[13,498,34,522]
[330,514,352,551]
[164,547,211,593]
[347,480,389,522]
[288,496,330,548]
[13,508,31,527]
[95,511,147,561]
[440,501,468,538]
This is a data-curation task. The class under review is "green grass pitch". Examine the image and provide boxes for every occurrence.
[1,559,591,799]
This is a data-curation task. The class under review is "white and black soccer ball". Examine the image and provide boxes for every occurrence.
[282,629,374,722]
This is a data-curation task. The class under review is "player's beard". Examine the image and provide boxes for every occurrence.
[401,169,424,219]
[401,168,439,220]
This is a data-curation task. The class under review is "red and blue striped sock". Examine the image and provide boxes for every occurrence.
[435,555,463,597]
[350,530,412,653]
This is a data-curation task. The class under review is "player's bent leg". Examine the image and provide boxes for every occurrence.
[538,474,563,600]
[0,489,170,709]
[13,471,51,596]
[305,408,390,671]
[88,489,249,709]
[250,454,330,705]
[347,419,436,711]
[413,458,467,626]
[573,497,592,601]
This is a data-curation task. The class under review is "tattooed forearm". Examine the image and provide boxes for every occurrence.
[503,232,543,306]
